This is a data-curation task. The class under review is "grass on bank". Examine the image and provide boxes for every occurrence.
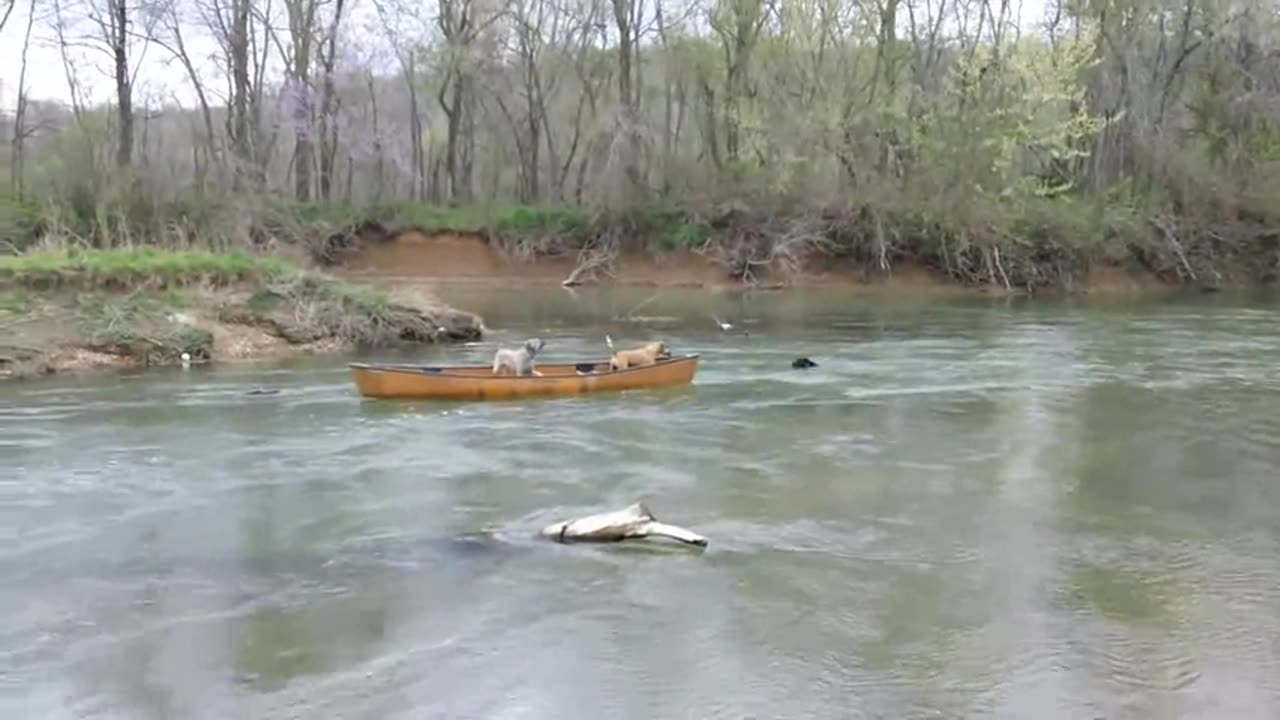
[4,187,1276,292]
[291,199,711,253]
[0,247,294,289]
[0,195,713,258]
[0,248,482,372]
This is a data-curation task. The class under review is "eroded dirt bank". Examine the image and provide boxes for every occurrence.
[1,271,484,381]
[333,227,1177,297]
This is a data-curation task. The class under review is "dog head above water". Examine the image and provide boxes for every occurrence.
[522,337,546,354]
[650,341,672,359]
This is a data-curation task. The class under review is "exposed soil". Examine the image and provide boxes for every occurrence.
[334,228,1188,297]
[0,221,1217,382]
[0,282,484,381]
[337,229,916,289]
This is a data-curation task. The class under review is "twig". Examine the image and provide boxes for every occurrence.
[992,246,1012,290]
[561,241,618,286]
[0,343,46,355]
[1154,218,1197,281]
[874,210,890,272]
[618,293,658,320]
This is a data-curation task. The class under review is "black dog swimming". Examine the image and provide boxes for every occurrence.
[791,357,818,369]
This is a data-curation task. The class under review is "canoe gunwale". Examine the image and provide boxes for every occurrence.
[348,353,700,400]
[348,353,701,381]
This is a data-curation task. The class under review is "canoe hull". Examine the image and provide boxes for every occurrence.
[349,354,700,400]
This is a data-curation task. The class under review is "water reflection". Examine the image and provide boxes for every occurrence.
[2,287,1280,718]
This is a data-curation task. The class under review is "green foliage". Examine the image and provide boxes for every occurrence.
[0,248,294,288]
[492,205,589,235]
[591,203,710,252]
[936,29,1106,202]
[3,0,1276,295]
[173,325,216,354]
[661,222,710,251]
[286,200,596,238]
[290,272,394,314]
[289,200,497,231]
[0,290,33,313]
[228,271,458,347]
[60,288,214,364]
[246,288,284,312]
[0,196,44,252]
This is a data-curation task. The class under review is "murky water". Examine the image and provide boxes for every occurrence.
[4,285,1280,719]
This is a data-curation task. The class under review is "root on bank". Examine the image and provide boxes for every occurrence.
[1,249,486,380]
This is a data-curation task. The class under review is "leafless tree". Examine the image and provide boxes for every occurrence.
[2,0,1279,278]
[0,0,17,35]
[8,0,39,198]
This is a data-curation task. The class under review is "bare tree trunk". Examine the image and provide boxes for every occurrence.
[279,0,319,201]
[405,51,426,201]
[522,36,542,202]
[110,0,133,168]
[0,0,16,36]
[251,4,276,183]
[437,0,477,202]
[505,0,562,203]
[317,0,347,200]
[50,1,87,123]
[366,70,385,203]
[710,0,768,167]
[611,0,644,199]
[440,72,465,201]
[229,0,254,189]
[155,3,220,189]
[9,0,37,199]
[555,3,608,200]
[656,1,673,194]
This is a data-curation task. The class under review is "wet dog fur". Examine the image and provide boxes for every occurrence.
[605,335,672,371]
[492,337,546,376]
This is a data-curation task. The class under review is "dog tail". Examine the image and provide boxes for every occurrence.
[605,334,615,351]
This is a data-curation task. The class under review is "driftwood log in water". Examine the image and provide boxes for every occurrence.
[538,503,708,547]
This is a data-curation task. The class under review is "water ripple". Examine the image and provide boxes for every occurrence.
[3,293,1280,718]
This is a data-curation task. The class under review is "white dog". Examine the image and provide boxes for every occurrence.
[492,337,546,376]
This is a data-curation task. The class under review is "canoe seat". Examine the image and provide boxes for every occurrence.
[574,363,596,374]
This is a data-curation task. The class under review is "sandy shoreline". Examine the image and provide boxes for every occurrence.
[0,233,1226,382]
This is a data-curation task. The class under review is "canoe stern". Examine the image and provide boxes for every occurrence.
[350,354,700,400]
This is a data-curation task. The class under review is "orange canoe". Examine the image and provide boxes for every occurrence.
[349,354,700,400]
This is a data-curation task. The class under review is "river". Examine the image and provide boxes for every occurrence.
[3,284,1280,719]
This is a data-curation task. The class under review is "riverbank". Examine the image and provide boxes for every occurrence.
[333,226,1181,298]
[7,198,1276,296]
[292,200,1278,296]
[0,248,484,380]
[4,195,1275,380]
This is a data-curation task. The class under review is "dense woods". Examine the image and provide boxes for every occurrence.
[1,0,1278,287]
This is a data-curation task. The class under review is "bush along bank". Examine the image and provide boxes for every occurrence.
[0,247,484,380]
[6,195,1277,294]
[268,198,1280,293]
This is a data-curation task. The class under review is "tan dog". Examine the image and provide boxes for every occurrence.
[605,335,672,371]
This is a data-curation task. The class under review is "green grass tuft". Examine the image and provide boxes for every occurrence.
[289,200,547,233]
[0,290,33,313]
[0,247,295,288]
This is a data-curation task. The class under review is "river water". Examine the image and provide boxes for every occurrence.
[3,285,1280,719]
